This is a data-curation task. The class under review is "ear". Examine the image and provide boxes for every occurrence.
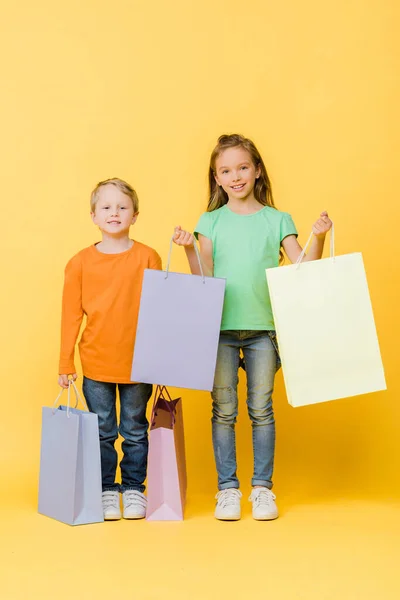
[132,212,139,225]
[255,166,261,179]
[91,211,97,224]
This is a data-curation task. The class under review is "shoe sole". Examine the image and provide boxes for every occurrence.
[104,514,121,521]
[215,513,241,521]
[253,513,279,521]
[123,514,146,520]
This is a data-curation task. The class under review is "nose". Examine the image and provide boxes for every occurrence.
[111,206,119,216]
[232,171,241,182]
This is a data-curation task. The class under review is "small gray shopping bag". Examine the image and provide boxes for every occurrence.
[38,381,103,525]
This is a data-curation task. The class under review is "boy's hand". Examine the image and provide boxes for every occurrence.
[58,373,77,389]
[173,226,194,247]
[312,211,332,239]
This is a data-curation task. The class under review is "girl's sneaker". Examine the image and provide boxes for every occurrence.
[122,490,147,519]
[249,487,279,520]
[215,489,242,520]
[102,490,121,520]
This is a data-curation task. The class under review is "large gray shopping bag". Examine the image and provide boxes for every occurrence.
[266,226,386,407]
[38,381,103,525]
[131,238,226,391]
[146,386,187,521]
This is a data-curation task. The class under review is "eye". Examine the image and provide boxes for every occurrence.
[120,206,126,210]
[222,169,229,174]
[103,206,110,210]
[240,166,248,170]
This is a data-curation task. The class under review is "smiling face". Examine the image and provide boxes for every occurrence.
[214,146,261,202]
[91,184,138,236]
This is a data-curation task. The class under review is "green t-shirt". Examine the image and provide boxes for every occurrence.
[195,204,298,330]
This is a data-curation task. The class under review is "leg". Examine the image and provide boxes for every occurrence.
[118,382,152,493]
[82,377,119,492]
[242,332,278,489]
[211,332,241,490]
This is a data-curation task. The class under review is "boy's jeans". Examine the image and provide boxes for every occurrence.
[211,330,280,491]
[82,377,152,493]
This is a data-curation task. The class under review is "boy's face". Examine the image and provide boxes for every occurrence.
[91,185,138,236]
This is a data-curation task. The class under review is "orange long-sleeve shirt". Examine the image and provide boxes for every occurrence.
[59,241,162,383]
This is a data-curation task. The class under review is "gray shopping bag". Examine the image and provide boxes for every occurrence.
[131,238,226,391]
[38,381,103,525]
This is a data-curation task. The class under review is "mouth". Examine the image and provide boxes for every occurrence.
[231,184,246,191]
[107,220,121,225]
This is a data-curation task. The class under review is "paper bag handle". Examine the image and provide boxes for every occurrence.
[150,385,176,426]
[52,380,89,418]
[165,235,205,283]
[70,380,89,412]
[295,221,335,267]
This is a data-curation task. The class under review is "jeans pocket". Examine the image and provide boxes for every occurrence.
[268,331,281,371]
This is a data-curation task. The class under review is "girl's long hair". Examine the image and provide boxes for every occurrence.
[207,134,284,263]
[208,134,276,212]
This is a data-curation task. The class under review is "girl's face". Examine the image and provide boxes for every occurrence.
[214,146,260,201]
[91,185,137,236]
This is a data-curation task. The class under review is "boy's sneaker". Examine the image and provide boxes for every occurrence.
[102,491,121,520]
[249,487,279,520]
[122,490,147,519]
[215,489,242,521]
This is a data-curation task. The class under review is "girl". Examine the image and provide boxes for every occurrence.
[174,134,332,521]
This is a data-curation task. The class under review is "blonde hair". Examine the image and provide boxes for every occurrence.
[208,134,276,212]
[90,178,139,213]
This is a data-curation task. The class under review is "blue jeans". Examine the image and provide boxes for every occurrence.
[82,377,152,493]
[211,330,280,491]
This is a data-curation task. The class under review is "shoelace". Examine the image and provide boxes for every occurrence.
[215,489,242,507]
[102,492,119,508]
[124,491,147,508]
[249,488,276,507]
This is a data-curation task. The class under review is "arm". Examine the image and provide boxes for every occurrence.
[281,211,332,264]
[173,226,214,277]
[58,256,84,388]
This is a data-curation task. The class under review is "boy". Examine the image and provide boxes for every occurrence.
[58,178,161,521]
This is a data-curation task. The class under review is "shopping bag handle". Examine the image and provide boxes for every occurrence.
[295,221,335,268]
[70,380,89,411]
[156,384,173,402]
[165,235,205,283]
[150,385,176,426]
[52,380,89,418]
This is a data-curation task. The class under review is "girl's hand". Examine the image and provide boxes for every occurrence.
[312,211,332,239]
[173,226,194,247]
[58,373,77,389]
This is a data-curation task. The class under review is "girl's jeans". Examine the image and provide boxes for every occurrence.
[82,377,152,493]
[211,330,280,491]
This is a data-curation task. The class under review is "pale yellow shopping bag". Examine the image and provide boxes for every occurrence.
[266,228,386,407]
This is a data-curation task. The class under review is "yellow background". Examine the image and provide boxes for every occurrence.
[0,1,399,598]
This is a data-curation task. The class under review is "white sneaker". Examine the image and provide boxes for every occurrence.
[215,489,242,520]
[102,491,121,520]
[249,487,279,520]
[122,490,147,519]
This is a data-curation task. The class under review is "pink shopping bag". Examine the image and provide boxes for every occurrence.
[146,386,187,521]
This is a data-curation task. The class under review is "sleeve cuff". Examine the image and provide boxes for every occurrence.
[58,360,76,375]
